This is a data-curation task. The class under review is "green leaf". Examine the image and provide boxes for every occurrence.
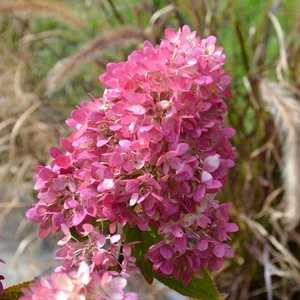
[123,224,162,284]
[123,225,222,299]
[0,281,32,300]
[155,269,223,300]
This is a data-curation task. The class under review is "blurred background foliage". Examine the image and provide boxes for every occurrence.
[0,0,300,299]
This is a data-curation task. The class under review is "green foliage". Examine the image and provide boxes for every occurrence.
[123,224,162,284]
[156,270,223,300]
[0,281,32,300]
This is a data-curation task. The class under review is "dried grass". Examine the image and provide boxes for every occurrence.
[0,19,69,285]
[18,29,65,50]
[0,1,83,29]
[45,27,147,95]
[260,79,300,230]
[145,4,176,41]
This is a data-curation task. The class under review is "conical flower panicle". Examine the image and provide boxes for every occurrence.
[26,25,237,289]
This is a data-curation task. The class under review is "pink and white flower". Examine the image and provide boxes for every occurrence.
[20,262,138,300]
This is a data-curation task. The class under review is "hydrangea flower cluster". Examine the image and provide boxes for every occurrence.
[20,262,137,300]
[26,25,237,290]
[54,223,138,278]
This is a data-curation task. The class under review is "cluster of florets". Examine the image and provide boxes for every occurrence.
[26,25,237,290]
[54,223,138,278]
[20,262,137,300]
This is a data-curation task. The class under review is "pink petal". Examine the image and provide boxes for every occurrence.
[39,218,52,238]
[60,138,74,153]
[97,139,109,147]
[201,171,213,184]
[221,127,235,138]
[126,105,145,115]
[175,143,189,155]
[95,234,107,248]
[34,178,46,190]
[68,177,77,193]
[26,207,41,222]
[196,239,208,251]
[49,146,63,158]
[126,180,140,193]
[193,186,205,202]
[199,102,212,112]
[226,223,239,232]
[103,207,118,222]
[97,179,115,192]
[129,193,139,206]
[164,28,178,42]
[71,109,86,124]
[161,260,174,276]
[173,164,193,181]
[209,258,223,270]
[203,154,220,173]
[207,180,222,190]
[121,115,138,125]
[196,215,209,228]
[82,224,93,235]
[109,152,124,168]
[168,157,182,169]
[220,75,232,86]
[53,176,68,191]
[224,248,234,258]
[111,234,121,243]
[52,213,65,228]
[55,155,71,168]
[212,244,225,258]
[160,244,173,260]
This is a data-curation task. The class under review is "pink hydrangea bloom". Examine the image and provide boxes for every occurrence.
[26,25,237,286]
[55,224,138,277]
[0,259,4,295]
[20,262,138,300]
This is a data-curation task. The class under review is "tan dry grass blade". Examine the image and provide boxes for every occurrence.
[46,27,147,95]
[18,29,65,49]
[260,79,300,230]
[145,4,176,40]
[268,12,289,81]
[241,213,300,280]
[0,1,83,29]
